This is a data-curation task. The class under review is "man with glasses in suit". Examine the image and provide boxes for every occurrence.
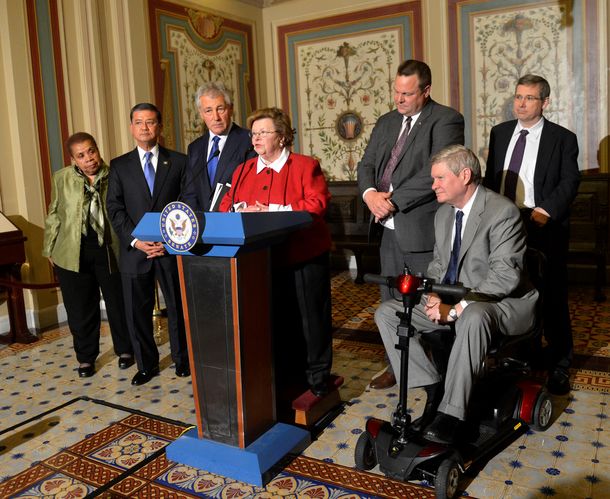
[485,74,580,395]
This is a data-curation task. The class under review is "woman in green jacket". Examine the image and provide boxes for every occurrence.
[43,132,133,377]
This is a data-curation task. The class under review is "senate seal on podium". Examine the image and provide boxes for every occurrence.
[160,201,199,252]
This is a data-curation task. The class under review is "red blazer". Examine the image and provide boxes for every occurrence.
[220,153,332,265]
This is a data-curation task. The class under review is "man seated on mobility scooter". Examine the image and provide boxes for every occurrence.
[375,144,539,445]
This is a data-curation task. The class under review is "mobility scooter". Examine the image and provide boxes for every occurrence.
[354,266,553,498]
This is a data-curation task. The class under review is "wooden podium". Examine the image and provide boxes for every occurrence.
[132,210,312,485]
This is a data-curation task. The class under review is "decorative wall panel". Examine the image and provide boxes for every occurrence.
[278,3,422,181]
[149,0,256,152]
[448,0,602,170]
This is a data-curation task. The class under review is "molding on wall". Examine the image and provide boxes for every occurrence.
[0,303,66,335]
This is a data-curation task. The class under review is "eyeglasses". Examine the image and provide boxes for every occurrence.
[250,130,279,138]
[133,120,159,128]
[514,95,544,103]
[201,106,228,116]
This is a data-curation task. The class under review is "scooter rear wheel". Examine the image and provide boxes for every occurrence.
[354,431,377,470]
[532,390,553,431]
[435,456,461,498]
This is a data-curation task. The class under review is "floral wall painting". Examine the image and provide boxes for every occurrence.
[278,2,423,182]
[448,0,602,170]
[148,0,256,152]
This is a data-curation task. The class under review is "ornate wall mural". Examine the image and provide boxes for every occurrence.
[297,36,399,181]
[449,0,602,170]
[149,0,256,152]
[166,29,244,147]
[278,3,422,182]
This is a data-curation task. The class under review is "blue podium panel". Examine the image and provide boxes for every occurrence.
[132,211,312,256]
[202,212,311,245]
[131,212,164,242]
[165,423,310,487]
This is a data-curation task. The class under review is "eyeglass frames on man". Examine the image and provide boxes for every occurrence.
[514,95,544,103]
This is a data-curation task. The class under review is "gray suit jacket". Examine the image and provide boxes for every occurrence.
[428,186,538,334]
[357,99,464,252]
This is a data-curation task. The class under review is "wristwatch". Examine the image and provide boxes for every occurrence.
[448,308,458,321]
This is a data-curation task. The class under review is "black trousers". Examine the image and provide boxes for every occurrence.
[273,252,333,388]
[121,257,188,372]
[55,243,132,364]
[522,211,572,368]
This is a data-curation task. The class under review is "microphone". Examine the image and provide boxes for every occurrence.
[229,145,255,212]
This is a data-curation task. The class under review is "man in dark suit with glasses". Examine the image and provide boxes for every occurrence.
[485,74,580,395]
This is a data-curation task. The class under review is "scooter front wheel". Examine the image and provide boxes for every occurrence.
[532,390,553,431]
[435,455,461,498]
[354,431,377,470]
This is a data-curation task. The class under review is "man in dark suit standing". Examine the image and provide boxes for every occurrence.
[357,59,464,389]
[485,74,580,395]
[107,103,190,386]
[181,82,254,211]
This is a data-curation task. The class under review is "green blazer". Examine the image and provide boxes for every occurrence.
[43,163,120,272]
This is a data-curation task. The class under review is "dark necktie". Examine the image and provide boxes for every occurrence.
[144,151,155,194]
[207,136,220,187]
[503,129,529,201]
[443,210,464,285]
[378,116,412,192]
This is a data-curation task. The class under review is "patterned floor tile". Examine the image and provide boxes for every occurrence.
[461,475,507,498]
[12,471,96,498]
[0,274,608,497]
[88,430,170,469]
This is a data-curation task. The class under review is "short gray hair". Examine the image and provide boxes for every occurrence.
[194,82,233,109]
[430,145,482,184]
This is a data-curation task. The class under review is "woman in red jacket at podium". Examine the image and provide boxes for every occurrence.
[219,107,333,398]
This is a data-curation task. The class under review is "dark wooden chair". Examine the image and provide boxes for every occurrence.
[326,181,379,283]
[568,174,609,302]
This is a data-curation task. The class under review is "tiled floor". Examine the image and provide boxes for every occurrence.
[0,272,608,498]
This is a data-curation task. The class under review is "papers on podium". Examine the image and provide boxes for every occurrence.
[210,182,231,212]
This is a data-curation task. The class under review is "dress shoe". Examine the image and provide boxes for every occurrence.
[370,371,396,390]
[547,367,570,395]
[175,363,190,377]
[78,364,95,378]
[118,355,134,370]
[310,380,329,398]
[131,367,160,386]
[412,382,442,432]
[423,412,461,444]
